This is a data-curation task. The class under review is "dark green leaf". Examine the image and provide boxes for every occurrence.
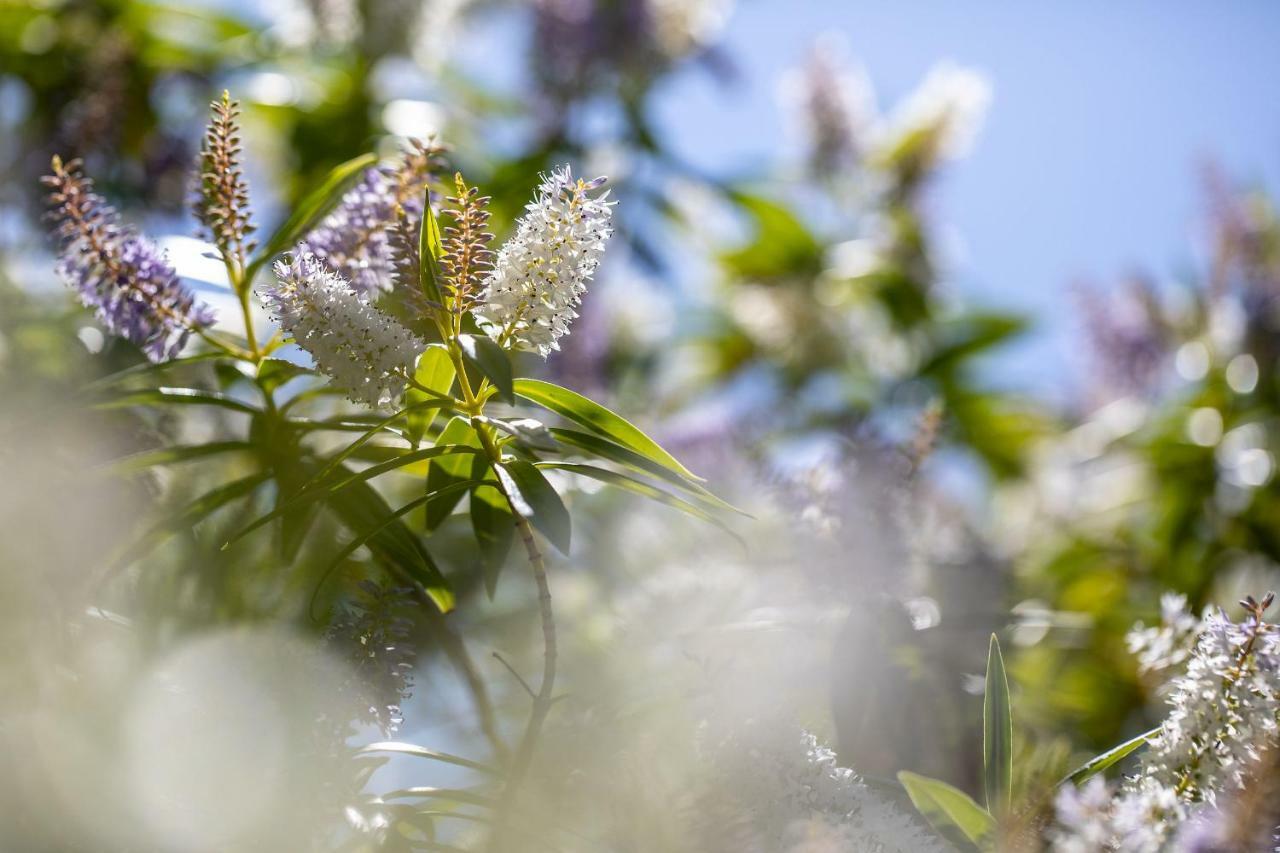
[983,634,1013,815]
[97,387,260,415]
[898,771,996,852]
[514,379,701,482]
[470,480,514,598]
[323,464,455,612]
[113,471,271,571]
[245,153,378,282]
[426,417,483,530]
[495,458,571,554]
[1061,728,1160,787]
[105,441,252,474]
[458,334,514,405]
[224,444,480,547]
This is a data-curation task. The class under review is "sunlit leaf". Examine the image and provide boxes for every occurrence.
[983,634,1013,815]
[419,193,445,305]
[359,742,499,775]
[898,771,996,851]
[408,346,456,446]
[1062,727,1160,787]
[514,378,701,482]
[426,417,483,530]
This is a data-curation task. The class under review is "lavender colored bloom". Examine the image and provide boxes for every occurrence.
[301,143,442,298]
[44,156,213,362]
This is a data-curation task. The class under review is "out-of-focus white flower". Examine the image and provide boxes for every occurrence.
[877,61,991,163]
[263,252,424,407]
[782,37,876,177]
[476,166,614,356]
[700,726,947,853]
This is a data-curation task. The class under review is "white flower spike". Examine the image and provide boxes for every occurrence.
[476,166,614,357]
[263,252,425,408]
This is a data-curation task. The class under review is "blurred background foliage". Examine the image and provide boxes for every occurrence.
[4,0,1280,848]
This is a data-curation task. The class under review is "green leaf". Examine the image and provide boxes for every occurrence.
[323,464,455,612]
[898,771,997,852]
[104,441,252,474]
[318,480,479,596]
[1061,727,1160,787]
[113,471,271,571]
[256,357,311,394]
[491,417,558,452]
[245,152,378,282]
[719,192,824,280]
[535,462,737,539]
[419,194,445,305]
[85,351,231,391]
[408,346,456,446]
[426,417,483,530]
[470,480,514,598]
[983,634,1013,815]
[97,386,260,415]
[360,742,499,775]
[302,399,452,495]
[514,379,701,482]
[224,444,480,547]
[458,334,514,405]
[495,459,571,554]
[548,427,743,514]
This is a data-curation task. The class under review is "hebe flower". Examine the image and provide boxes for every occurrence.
[475,166,613,356]
[1050,595,1280,851]
[301,140,443,297]
[43,156,214,362]
[262,252,424,407]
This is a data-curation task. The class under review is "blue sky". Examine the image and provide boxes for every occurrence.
[651,1,1280,398]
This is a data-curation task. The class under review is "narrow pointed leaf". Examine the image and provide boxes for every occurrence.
[1062,727,1160,787]
[97,387,260,415]
[246,152,378,281]
[495,458,570,554]
[898,771,996,851]
[113,471,271,571]
[548,427,743,514]
[535,462,738,540]
[983,634,1013,815]
[458,334,514,405]
[514,379,701,482]
[359,742,499,775]
[323,465,455,612]
[105,441,252,474]
[419,194,445,305]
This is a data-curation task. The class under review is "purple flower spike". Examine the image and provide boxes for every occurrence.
[43,156,214,362]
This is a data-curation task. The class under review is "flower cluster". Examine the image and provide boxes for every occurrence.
[262,252,425,407]
[1051,594,1280,852]
[696,725,947,853]
[791,40,874,178]
[194,92,257,264]
[43,156,214,362]
[475,166,613,356]
[301,140,444,297]
[326,580,418,736]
